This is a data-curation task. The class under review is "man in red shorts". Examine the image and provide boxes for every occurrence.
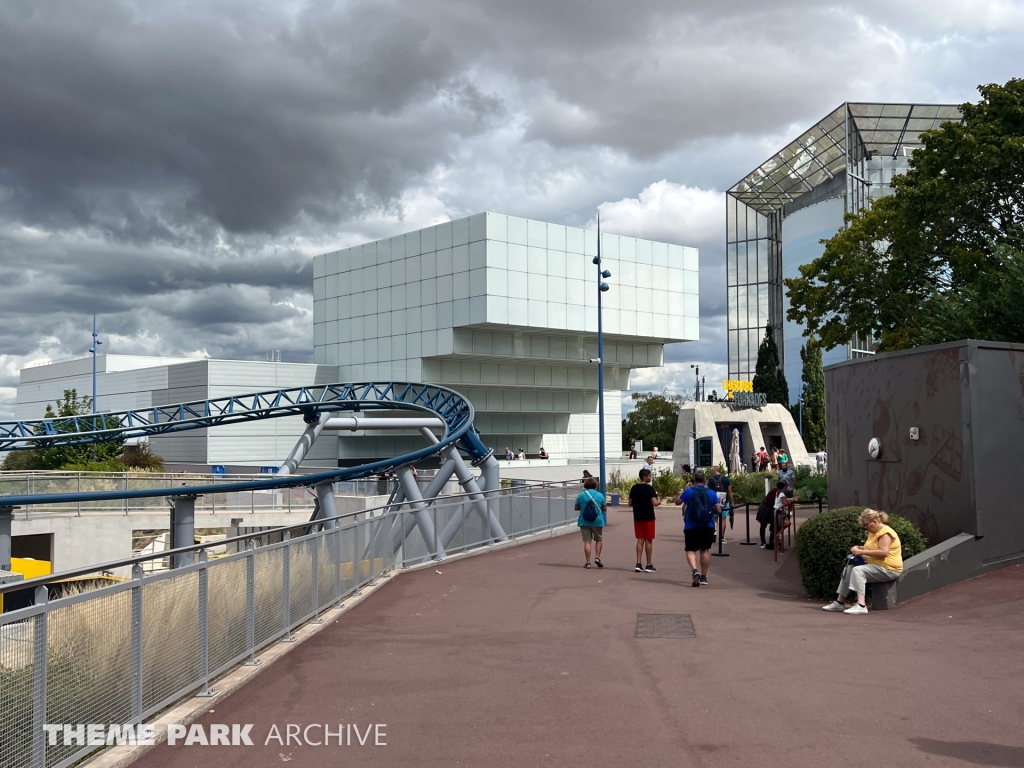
[628,467,661,572]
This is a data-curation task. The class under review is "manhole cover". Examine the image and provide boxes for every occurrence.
[636,613,695,638]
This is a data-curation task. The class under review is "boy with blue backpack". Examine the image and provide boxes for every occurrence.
[575,476,607,569]
[676,470,722,587]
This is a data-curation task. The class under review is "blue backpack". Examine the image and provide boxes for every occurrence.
[580,491,601,523]
[687,486,714,526]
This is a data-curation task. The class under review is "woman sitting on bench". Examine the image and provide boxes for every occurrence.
[823,509,903,615]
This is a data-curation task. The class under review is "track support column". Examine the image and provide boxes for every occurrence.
[0,506,13,571]
[170,495,197,568]
[396,466,445,560]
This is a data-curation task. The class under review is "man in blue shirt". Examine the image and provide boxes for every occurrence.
[575,476,607,569]
[675,470,722,587]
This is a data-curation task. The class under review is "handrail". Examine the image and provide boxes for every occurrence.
[0,478,574,595]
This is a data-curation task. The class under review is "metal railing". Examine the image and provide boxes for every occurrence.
[0,480,577,768]
[0,472,435,518]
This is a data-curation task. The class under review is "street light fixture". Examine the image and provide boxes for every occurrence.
[593,215,611,496]
[89,314,102,414]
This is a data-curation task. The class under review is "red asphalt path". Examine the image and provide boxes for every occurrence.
[133,506,1024,768]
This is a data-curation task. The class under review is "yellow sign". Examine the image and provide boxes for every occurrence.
[722,379,753,393]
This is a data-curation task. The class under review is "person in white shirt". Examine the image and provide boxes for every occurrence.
[518,448,526,460]
[816,450,827,474]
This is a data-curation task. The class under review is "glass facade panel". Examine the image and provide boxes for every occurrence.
[727,101,961,382]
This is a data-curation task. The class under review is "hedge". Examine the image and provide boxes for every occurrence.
[795,507,929,600]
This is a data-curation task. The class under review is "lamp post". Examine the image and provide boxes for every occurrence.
[90,315,102,414]
[593,215,612,496]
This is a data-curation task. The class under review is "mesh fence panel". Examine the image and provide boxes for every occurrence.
[45,588,134,767]
[141,573,200,712]
[317,531,336,609]
[338,523,358,595]
[0,615,37,768]
[205,557,250,674]
[287,539,314,625]
[253,548,285,647]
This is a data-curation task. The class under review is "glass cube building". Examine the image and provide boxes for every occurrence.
[726,102,962,402]
[314,212,699,460]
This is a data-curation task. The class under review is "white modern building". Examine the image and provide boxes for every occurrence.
[314,212,698,460]
[726,102,962,402]
[16,355,340,469]
[14,212,700,467]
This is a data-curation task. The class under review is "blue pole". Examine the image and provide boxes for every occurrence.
[90,315,102,414]
[597,218,606,497]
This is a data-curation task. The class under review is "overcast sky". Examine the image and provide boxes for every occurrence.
[1,0,1021,418]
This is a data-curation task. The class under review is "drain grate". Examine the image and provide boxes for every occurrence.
[636,613,695,638]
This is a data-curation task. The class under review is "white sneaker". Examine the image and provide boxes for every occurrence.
[843,604,869,615]
[822,601,845,612]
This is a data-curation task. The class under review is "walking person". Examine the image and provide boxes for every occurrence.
[823,509,903,614]
[707,466,734,545]
[676,470,721,587]
[628,468,660,572]
[575,477,607,569]
[758,447,769,472]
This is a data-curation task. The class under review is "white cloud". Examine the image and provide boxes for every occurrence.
[592,180,724,250]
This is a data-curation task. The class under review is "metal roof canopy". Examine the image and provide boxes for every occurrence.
[728,102,963,215]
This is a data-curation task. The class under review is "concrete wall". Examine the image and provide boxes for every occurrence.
[11,494,391,574]
[825,340,1024,602]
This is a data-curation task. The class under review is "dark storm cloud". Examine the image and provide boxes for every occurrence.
[0,0,1020,416]
[0,1,497,238]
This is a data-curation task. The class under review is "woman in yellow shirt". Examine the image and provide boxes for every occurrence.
[823,509,903,615]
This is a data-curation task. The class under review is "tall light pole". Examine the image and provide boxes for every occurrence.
[593,216,611,496]
[90,315,102,414]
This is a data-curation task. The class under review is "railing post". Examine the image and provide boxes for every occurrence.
[197,551,215,695]
[30,585,48,768]
[368,516,380,586]
[333,523,342,607]
[131,563,143,721]
[124,474,129,515]
[244,539,260,666]
[282,531,294,641]
[311,528,322,624]
[77,474,81,517]
[352,515,361,596]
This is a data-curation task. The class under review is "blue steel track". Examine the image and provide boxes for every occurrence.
[0,382,490,507]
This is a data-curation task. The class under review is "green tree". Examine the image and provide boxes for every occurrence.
[751,323,789,405]
[800,337,826,451]
[36,389,125,470]
[786,78,1024,351]
[621,391,689,451]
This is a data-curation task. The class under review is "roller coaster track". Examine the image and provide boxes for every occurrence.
[0,382,490,507]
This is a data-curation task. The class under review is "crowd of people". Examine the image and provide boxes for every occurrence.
[573,461,903,613]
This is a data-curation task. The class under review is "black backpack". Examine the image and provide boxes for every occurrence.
[687,486,714,526]
[580,491,601,523]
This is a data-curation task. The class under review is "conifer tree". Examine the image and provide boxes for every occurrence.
[800,336,826,451]
[751,323,790,405]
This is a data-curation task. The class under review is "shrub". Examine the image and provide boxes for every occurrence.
[651,468,684,501]
[795,473,828,502]
[795,507,929,600]
[729,472,775,504]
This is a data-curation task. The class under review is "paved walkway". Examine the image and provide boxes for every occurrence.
[136,505,1024,767]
